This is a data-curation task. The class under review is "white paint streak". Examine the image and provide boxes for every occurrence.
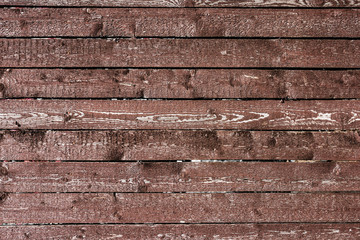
[326,229,340,234]
[271,110,337,126]
[0,113,22,119]
[236,112,269,124]
[321,180,337,185]
[203,177,233,184]
[291,180,309,184]
[348,111,360,124]
[243,75,259,79]
[332,163,341,175]
[119,83,133,87]
[105,234,124,239]
[137,113,218,123]
[0,207,29,210]
[279,230,297,235]
[311,112,336,122]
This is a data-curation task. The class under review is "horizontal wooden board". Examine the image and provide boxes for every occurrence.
[1,0,360,7]
[1,39,360,68]
[2,8,360,37]
[2,69,360,99]
[0,193,359,223]
[1,224,360,240]
[1,130,359,161]
[1,162,359,192]
[1,99,360,130]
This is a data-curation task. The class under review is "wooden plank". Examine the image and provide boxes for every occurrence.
[1,39,360,68]
[0,193,359,223]
[1,162,359,192]
[2,69,360,99]
[2,8,360,37]
[1,224,360,240]
[1,130,359,161]
[1,99,360,130]
[1,0,360,7]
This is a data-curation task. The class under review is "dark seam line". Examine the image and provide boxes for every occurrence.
[1,6,360,9]
[0,161,340,163]
[1,67,360,70]
[1,222,360,226]
[2,36,360,40]
[3,98,360,101]
[2,191,360,194]
[0,129,353,132]
[0,160,309,162]
[0,36,131,39]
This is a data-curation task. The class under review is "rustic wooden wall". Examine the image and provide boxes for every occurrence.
[0,0,360,239]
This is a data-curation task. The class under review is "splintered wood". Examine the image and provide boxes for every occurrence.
[0,1,359,239]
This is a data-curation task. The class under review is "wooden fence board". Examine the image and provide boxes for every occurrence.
[1,130,359,161]
[0,3,358,234]
[0,193,359,223]
[1,0,360,7]
[1,224,360,240]
[2,8,360,37]
[1,162,359,192]
[1,39,360,68]
[1,99,360,130]
[2,69,360,99]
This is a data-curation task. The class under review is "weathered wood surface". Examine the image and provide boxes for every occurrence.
[1,162,359,192]
[0,193,359,223]
[1,100,360,130]
[1,39,360,68]
[1,224,360,240]
[2,69,360,99]
[0,2,359,234]
[1,0,360,7]
[2,8,360,37]
[1,130,359,161]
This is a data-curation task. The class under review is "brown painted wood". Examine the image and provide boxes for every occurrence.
[2,69,360,99]
[1,162,359,192]
[1,0,360,7]
[1,224,360,240]
[0,4,358,230]
[2,8,360,37]
[1,39,360,68]
[0,193,359,223]
[1,130,359,161]
[1,99,360,130]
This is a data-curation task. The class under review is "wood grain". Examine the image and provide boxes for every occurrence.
[0,3,359,232]
[1,0,360,7]
[1,162,359,192]
[2,69,360,99]
[1,130,359,161]
[0,193,359,223]
[1,99,360,130]
[1,39,360,68]
[2,8,360,37]
[1,224,360,240]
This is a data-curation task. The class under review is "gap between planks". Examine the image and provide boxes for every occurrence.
[1,0,360,8]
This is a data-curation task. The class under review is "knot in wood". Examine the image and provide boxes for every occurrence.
[0,192,8,203]
[0,166,8,176]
